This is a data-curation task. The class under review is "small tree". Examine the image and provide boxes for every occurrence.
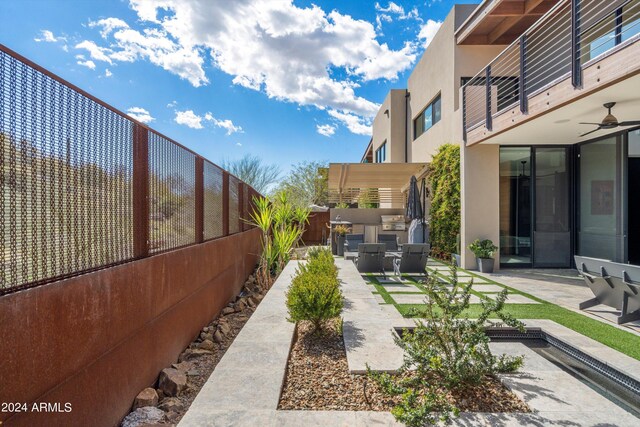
[222,154,281,194]
[274,161,328,207]
[370,266,524,426]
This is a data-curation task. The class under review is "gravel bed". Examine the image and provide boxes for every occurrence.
[278,321,530,414]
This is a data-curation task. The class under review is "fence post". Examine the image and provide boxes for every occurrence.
[238,182,245,232]
[195,156,204,243]
[222,171,229,236]
[519,35,528,114]
[133,124,149,258]
[571,0,582,88]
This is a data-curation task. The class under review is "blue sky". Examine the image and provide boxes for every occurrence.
[0,0,473,174]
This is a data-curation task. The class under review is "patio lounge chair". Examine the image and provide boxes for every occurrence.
[378,234,399,251]
[344,233,365,253]
[574,255,640,324]
[394,243,430,276]
[355,243,386,276]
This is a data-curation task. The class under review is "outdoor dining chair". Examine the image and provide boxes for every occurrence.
[355,243,386,276]
[393,243,430,276]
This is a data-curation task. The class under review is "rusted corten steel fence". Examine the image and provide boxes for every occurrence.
[0,43,261,295]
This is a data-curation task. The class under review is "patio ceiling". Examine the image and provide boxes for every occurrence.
[328,163,428,204]
[456,0,559,45]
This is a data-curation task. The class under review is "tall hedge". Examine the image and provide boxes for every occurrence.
[428,144,460,260]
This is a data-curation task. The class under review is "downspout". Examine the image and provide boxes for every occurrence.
[404,90,410,163]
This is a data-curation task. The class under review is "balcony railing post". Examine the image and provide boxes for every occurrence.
[222,171,230,236]
[462,84,467,142]
[485,65,492,131]
[615,7,623,46]
[132,124,149,259]
[571,0,582,88]
[519,35,528,114]
[195,156,204,243]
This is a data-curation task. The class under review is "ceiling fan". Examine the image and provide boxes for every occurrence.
[579,102,640,137]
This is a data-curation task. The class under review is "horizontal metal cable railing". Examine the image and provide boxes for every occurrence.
[462,0,640,137]
[0,43,261,295]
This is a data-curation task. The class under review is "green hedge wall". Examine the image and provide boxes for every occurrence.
[428,144,460,259]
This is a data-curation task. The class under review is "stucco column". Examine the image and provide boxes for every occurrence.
[460,143,500,270]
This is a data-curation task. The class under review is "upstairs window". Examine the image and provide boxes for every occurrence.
[414,94,441,139]
[375,142,387,163]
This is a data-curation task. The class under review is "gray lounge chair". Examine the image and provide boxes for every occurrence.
[394,244,430,276]
[344,233,364,255]
[355,243,386,276]
[574,255,640,324]
[378,234,399,251]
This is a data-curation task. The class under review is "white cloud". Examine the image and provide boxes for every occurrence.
[126,107,154,123]
[105,68,113,77]
[204,112,243,135]
[375,2,404,15]
[327,110,372,136]
[34,30,63,43]
[175,110,203,129]
[88,17,129,38]
[76,0,423,134]
[316,124,336,137]
[236,142,242,146]
[375,2,421,21]
[418,19,442,49]
[167,100,177,108]
[75,40,113,64]
[77,59,96,70]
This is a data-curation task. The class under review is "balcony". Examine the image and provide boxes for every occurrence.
[463,0,640,146]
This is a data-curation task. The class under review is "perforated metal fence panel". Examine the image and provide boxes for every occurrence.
[0,44,261,295]
[203,160,224,240]
[148,131,196,253]
[0,47,134,292]
[228,175,240,234]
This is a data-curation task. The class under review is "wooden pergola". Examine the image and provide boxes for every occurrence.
[328,163,428,205]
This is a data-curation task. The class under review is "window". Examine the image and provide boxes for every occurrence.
[375,142,387,163]
[414,94,441,139]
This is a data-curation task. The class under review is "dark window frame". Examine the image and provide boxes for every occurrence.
[413,94,441,140]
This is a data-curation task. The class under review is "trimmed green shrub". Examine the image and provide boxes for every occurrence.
[468,239,498,259]
[428,144,460,260]
[286,252,343,332]
[370,266,524,426]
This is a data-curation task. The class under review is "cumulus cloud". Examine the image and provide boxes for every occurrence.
[88,17,129,38]
[175,110,203,129]
[76,54,96,69]
[327,110,372,136]
[316,124,336,137]
[204,112,243,135]
[375,2,421,22]
[75,40,113,64]
[34,30,61,43]
[74,0,425,134]
[105,68,113,77]
[127,107,154,123]
[418,19,442,49]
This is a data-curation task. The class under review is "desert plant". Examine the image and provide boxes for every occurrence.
[428,144,460,260]
[333,224,351,236]
[286,252,343,332]
[334,202,350,208]
[369,265,524,426]
[248,191,310,288]
[468,239,498,259]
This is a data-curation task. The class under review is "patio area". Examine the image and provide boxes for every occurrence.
[178,256,640,426]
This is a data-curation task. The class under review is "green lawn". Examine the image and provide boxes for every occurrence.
[365,266,640,361]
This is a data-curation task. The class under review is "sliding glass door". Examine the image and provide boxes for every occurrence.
[534,148,571,267]
[577,136,625,262]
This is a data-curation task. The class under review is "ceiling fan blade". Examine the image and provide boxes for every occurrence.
[618,121,640,126]
[579,122,603,125]
[580,128,601,137]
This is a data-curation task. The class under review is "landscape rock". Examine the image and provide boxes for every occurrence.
[200,332,213,342]
[198,339,215,351]
[165,411,180,423]
[120,406,164,427]
[132,388,158,410]
[235,300,246,312]
[158,397,184,413]
[158,368,187,397]
[222,307,234,315]
[171,361,192,372]
[213,330,223,343]
[218,323,231,336]
[155,389,165,400]
[178,348,212,362]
